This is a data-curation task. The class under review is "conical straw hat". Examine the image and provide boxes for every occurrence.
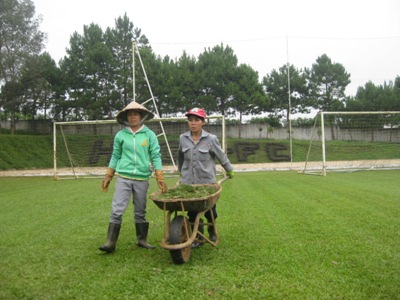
[116,101,155,125]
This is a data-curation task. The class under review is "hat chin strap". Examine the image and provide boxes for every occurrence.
[140,113,149,124]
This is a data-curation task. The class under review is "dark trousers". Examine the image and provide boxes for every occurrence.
[188,204,217,223]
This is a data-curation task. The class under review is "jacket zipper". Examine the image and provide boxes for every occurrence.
[133,134,137,174]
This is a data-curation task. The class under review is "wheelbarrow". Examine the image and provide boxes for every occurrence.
[150,177,228,264]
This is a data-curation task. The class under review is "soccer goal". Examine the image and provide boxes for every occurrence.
[53,116,226,179]
[301,111,400,176]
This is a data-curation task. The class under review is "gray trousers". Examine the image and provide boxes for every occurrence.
[109,176,149,225]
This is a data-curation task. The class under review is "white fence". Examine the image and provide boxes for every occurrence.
[1,120,399,142]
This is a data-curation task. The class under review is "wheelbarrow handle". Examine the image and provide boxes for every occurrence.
[173,176,229,187]
[217,176,229,186]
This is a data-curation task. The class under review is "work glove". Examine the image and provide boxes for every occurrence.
[155,170,167,193]
[101,168,115,192]
[227,170,234,179]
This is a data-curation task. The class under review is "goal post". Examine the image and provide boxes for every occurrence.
[53,116,226,179]
[301,111,400,176]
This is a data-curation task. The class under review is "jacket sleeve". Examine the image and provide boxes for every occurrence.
[108,132,122,169]
[210,135,233,172]
[148,131,163,170]
[177,135,184,172]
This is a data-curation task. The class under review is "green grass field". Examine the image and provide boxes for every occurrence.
[1,171,399,299]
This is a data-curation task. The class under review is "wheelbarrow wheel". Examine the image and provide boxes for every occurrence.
[169,215,192,264]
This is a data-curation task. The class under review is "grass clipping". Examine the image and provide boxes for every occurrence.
[155,184,218,200]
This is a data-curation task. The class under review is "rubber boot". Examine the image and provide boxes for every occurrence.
[191,220,204,249]
[136,222,156,249]
[208,225,217,242]
[99,223,121,253]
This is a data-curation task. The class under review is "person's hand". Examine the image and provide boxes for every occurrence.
[101,168,115,192]
[227,170,234,179]
[155,170,167,193]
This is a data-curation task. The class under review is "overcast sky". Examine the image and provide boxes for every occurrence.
[34,0,400,96]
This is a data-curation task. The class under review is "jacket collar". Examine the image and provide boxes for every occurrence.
[125,125,146,134]
[183,129,209,141]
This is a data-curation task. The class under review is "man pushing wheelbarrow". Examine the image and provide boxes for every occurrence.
[150,107,234,264]
[178,108,234,246]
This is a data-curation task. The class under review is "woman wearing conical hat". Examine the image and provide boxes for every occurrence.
[99,101,167,253]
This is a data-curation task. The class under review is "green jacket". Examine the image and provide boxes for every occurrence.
[108,125,163,180]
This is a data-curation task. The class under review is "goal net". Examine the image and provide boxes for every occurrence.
[53,116,226,179]
[301,111,400,176]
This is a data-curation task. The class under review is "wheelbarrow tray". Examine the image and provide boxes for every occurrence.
[150,183,221,212]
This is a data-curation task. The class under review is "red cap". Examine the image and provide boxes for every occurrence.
[185,107,207,119]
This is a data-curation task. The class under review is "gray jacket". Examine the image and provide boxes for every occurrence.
[178,130,233,184]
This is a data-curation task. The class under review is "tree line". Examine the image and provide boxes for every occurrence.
[1,0,400,134]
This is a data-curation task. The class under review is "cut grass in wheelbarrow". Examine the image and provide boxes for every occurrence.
[153,184,218,200]
[151,183,221,212]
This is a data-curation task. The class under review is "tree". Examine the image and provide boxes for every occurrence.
[104,13,149,111]
[354,78,400,111]
[56,14,153,120]
[158,51,201,114]
[60,23,114,120]
[19,52,61,120]
[0,0,45,132]
[345,77,400,117]
[306,54,350,112]
[263,64,308,124]
[306,54,351,139]
[228,64,268,137]
[395,76,400,111]
[0,80,24,122]
[232,64,269,123]
[133,46,166,115]
[196,44,238,115]
[148,54,180,116]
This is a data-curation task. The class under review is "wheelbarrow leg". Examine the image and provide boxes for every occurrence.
[204,205,218,242]
[208,225,216,242]
[206,209,219,245]
[207,209,217,243]
[191,218,204,248]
